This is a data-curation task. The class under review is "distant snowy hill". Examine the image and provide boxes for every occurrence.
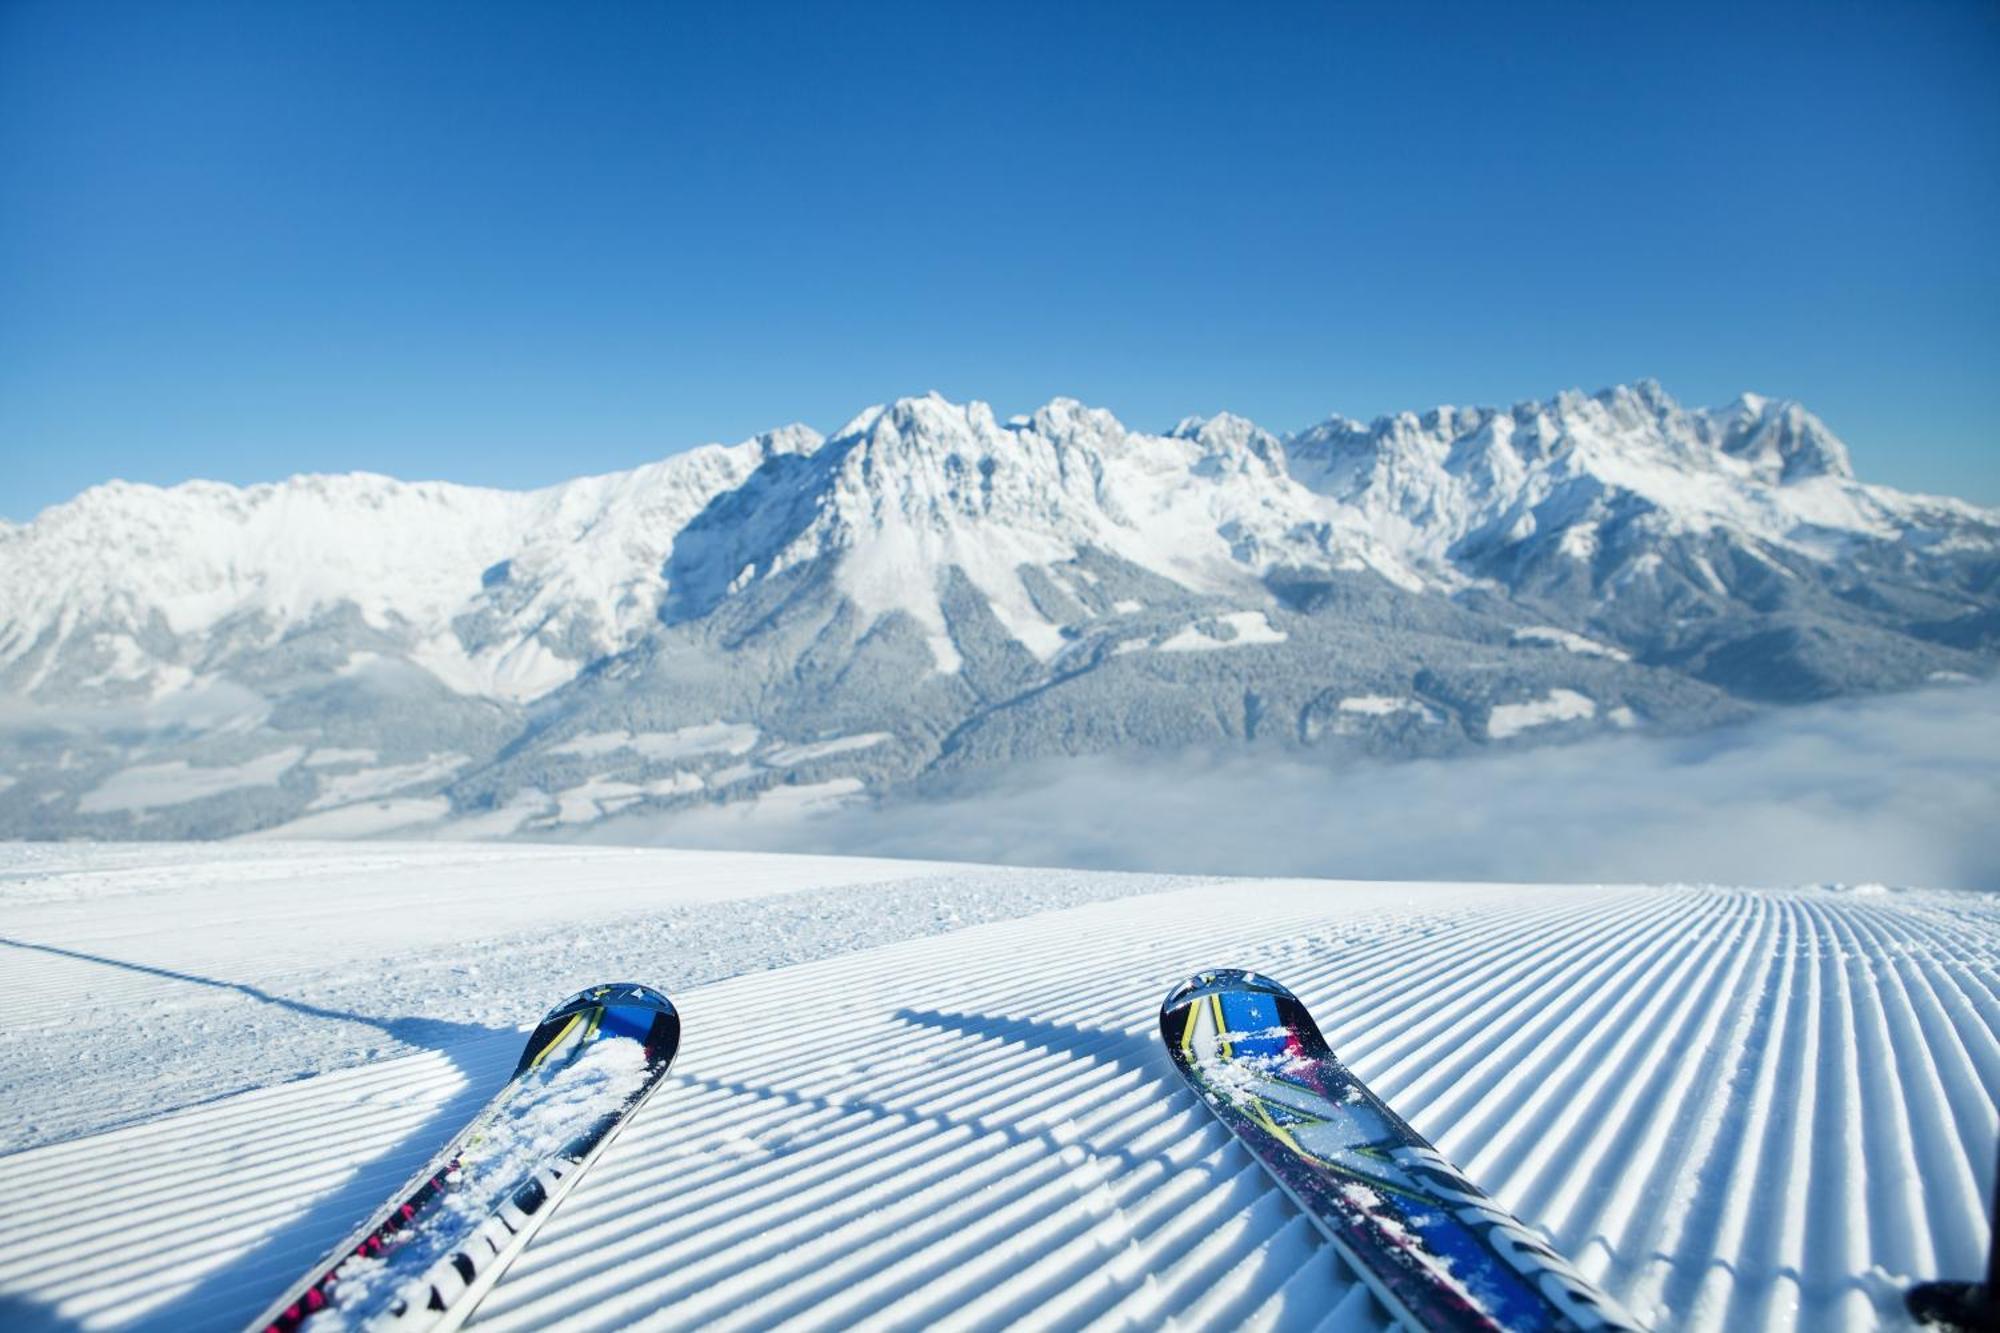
[1,381,1994,839]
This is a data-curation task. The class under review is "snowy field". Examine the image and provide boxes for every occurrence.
[0,844,1995,1332]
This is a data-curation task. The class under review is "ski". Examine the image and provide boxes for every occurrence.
[1161,968,1642,1332]
[1908,1282,2000,1333]
[1906,1158,1999,1331]
[248,982,681,1333]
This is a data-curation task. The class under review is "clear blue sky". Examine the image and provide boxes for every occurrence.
[3,0,1996,519]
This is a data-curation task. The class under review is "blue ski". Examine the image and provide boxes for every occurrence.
[249,982,680,1333]
[1161,969,1642,1332]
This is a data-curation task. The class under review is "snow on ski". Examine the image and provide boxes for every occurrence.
[1161,968,1643,1333]
[247,983,680,1333]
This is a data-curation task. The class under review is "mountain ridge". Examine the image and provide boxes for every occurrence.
[1,380,1993,840]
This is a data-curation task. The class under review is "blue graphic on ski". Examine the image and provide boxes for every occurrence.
[1161,968,1643,1332]
[248,982,680,1333]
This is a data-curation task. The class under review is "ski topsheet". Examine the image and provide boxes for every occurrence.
[249,983,681,1333]
[1161,969,1643,1333]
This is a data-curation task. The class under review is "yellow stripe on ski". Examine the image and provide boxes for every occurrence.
[525,1012,583,1070]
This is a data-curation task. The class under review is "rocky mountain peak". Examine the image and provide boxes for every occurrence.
[1168,411,1286,474]
[748,422,826,461]
[1709,395,1853,483]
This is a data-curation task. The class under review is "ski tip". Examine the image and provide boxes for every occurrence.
[1160,968,1299,1017]
[516,983,682,1077]
[543,982,676,1021]
[1906,1280,2000,1331]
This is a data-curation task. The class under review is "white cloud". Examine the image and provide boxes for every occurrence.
[597,682,2000,892]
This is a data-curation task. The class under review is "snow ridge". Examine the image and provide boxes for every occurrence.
[15,380,1979,708]
[0,425,820,703]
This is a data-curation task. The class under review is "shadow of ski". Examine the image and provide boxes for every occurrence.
[136,1030,522,1333]
[0,936,522,1332]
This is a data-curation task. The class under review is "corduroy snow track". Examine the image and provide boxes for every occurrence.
[0,845,1994,1332]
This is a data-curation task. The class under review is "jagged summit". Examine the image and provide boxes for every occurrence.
[1286,379,1844,484]
[1708,394,1853,482]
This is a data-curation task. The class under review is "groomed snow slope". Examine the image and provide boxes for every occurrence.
[0,845,1995,1332]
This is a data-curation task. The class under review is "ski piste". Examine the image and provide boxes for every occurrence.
[1161,968,1643,1332]
[248,982,681,1333]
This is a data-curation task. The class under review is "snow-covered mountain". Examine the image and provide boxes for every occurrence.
[1,381,1994,839]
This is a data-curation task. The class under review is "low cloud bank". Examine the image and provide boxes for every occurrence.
[602,682,2000,890]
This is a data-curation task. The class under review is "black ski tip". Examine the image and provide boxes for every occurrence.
[542,982,676,1022]
[1160,968,1299,1017]
[1909,1281,2000,1331]
[515,982,681,1076]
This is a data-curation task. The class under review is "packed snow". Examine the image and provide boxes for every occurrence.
[761,733,893,767]
[245,796,454,839]
[1487,689,1599,739]
[303,748,380,768]
[549,724,761,763]
[553,774,705,824]
[1156,611,1289,653]
[1337,694,1429,717]
[437,789,562,840]
[743,777,867,815]
[75,747,305,814]
[0,841,1993,1332]
[1512,626,1633,662]
[306,753,470,810]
